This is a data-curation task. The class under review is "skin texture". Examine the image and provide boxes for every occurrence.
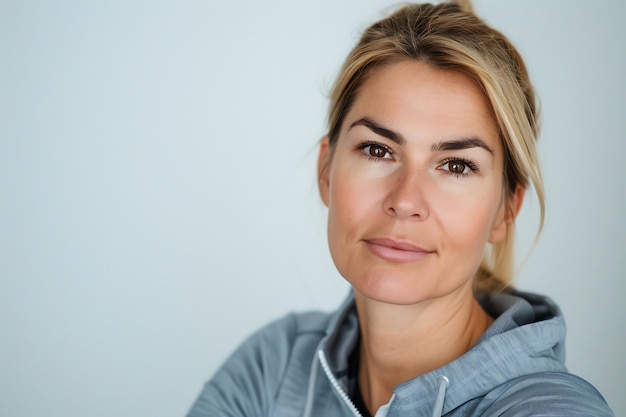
[317,60,523,413]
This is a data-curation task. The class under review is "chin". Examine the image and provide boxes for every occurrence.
[349,271,437,305]
[348,267,475,306]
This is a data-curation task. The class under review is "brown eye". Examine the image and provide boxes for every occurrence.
[440,158,478,177]
[361,143,392,159]
[448,161,467,174]
[369,145,388,158]
[358,142,393,160]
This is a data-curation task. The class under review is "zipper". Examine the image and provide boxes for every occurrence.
[317,350,363,417]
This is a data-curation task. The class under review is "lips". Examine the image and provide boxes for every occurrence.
[364,238,434,263]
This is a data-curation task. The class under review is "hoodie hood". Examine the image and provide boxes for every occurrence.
[315,290,568,417]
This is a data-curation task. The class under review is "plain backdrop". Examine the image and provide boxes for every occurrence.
[1,1,624,416]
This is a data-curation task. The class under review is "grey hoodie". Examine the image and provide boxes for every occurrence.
[187,290,613,416]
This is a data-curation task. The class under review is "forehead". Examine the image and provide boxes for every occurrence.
[344,60,500,148]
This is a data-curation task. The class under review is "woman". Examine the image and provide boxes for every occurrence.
[187,2,614,416]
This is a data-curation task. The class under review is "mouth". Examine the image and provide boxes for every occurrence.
[364,237,434,263]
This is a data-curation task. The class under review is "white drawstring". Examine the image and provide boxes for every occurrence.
[317,350,363,417]
[431,375,449,417]
[302,350,321,417]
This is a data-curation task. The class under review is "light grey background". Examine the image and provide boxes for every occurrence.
[1,1,624,416]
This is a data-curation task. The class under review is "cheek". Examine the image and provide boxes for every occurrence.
[327,167,369,241]
[435,189,503,254]
[327,162,390,230]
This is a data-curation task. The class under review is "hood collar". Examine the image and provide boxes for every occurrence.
[317,290,568,416]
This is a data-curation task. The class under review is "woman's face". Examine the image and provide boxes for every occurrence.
[318,60,514,305]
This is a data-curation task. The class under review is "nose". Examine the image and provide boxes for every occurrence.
[383,169,430,220]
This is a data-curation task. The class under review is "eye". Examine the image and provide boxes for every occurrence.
[448,161,468,174]
[358,142,393,160]
[439,158,478,177]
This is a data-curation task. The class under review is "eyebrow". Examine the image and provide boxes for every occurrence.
[348,117,405,145]
[431,138,494,156]
[348,117,494,155]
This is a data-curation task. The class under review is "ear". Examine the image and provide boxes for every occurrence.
[317,136,331,207]
[488,184,525,244]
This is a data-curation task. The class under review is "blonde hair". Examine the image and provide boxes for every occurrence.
[325,1,544,292]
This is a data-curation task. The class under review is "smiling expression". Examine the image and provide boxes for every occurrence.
[318,60,512,305]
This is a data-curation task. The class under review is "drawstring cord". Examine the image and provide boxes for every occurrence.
[318,350,363,417]
[302,350,321,417]
[431,375,449,417]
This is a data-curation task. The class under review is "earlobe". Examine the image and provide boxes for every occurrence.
[488,184,525,244]
[317,136,331,207]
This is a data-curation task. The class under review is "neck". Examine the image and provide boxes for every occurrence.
[354,287,494,414]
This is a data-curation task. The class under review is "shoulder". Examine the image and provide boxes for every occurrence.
[481,372,614,417]
[186,310,332,417]
[240,310,331,361]
[265,310,333,340]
